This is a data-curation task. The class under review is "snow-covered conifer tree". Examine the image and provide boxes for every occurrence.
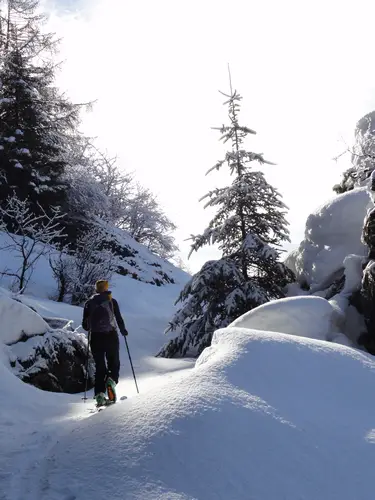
[0,0,83,215]
[158,86,294,358]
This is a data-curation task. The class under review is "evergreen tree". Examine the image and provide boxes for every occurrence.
[0,0,82,215]
[158,87,294,358]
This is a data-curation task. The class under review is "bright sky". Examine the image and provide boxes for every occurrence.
[45,0,375,272]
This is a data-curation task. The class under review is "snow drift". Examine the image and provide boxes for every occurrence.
[24,327,375,500]
[229,295,343,342]
[0,291,48,345]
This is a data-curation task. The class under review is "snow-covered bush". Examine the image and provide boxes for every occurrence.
[0,195,64,292]
[63,162,111,220]
[49,225,115,304]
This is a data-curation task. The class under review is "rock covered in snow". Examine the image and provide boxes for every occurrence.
[359,261,375,354]
[283,188,372,352]
[341,254,365,295]
[42,316,74,331]
[6,329,94,393]
[0,291,94,393]
[285,188,370,290]
[359,180,375,355]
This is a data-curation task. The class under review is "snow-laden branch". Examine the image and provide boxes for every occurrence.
[0,194,65,292]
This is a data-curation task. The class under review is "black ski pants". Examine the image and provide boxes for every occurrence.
[90,330,120,395]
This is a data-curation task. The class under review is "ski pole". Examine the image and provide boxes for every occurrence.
[82,330,91,402]
[123,336,139,393]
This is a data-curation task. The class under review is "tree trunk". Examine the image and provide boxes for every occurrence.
[19,260,27,292]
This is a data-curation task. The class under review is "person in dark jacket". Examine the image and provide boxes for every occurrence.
[82,280,128,405]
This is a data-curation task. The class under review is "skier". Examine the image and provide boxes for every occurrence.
[82,280,128,406]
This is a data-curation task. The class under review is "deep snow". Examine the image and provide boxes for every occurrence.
[2,282,375,499]
[5,328,375,500]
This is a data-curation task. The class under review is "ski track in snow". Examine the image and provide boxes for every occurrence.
[8,427,62,500]
[3,364,193,500]
[4,405,84,500]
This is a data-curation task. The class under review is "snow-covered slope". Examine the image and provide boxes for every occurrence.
[104,224,188,286]
[0,228,189,298]
[3,327,375,500]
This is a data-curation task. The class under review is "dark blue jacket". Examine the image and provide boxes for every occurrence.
[82,291,127,335]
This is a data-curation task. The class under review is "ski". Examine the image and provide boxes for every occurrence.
[94,395,127,412]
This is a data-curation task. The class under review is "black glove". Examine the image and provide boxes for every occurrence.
[121,329,128,337]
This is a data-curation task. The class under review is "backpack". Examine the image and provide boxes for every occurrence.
[89,298,116,333]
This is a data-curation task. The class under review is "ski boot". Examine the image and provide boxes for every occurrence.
[106,377,117,403]
[95,392,107,407]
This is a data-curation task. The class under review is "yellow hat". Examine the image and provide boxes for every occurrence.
[95,280,109,293]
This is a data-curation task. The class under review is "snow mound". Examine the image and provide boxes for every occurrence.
[34,328,375,500]
[228,295,341,341]
[285,188,370,288]
[0,293,48,345]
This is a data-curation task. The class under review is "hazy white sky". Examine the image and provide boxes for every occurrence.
[45,0,375,271]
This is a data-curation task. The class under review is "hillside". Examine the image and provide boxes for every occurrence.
[0,226,189,300]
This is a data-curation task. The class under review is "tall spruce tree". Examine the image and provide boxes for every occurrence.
[158,87,294,358]
[0,0,82,215]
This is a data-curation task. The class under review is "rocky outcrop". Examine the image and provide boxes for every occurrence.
[284,187,370,352]
[7,328,95,393]
[358,173,375,354]
[0,292,95,393]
